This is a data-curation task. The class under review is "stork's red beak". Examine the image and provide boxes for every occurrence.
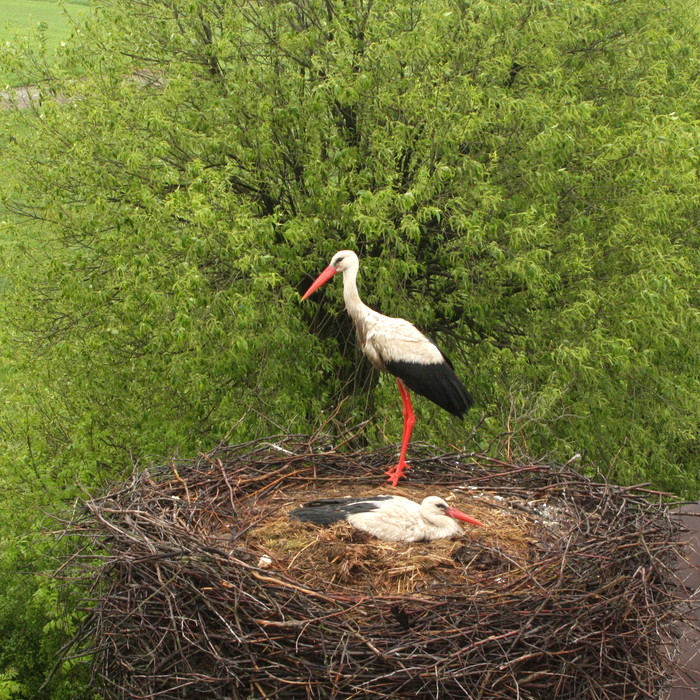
[445,506,486,528]
[301,264,338,300]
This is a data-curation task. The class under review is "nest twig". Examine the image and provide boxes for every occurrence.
[57,435,685,699]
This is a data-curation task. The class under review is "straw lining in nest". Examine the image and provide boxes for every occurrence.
[240,481,547,597]
[62,436,684,699]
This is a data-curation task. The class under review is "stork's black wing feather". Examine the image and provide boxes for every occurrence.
[385,353,473,417]
[289,496,392,525]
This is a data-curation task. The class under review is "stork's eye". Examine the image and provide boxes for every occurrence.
[436,502,447,510]
[334,256,345,267]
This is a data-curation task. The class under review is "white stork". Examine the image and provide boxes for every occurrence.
[290,494,485,542]
[302,250,473,486]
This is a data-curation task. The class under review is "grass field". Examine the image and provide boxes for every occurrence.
[1,0,90,85]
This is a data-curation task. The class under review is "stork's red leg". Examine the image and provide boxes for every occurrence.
[385,379,415,486]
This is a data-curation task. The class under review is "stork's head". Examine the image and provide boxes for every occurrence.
[301,250,359,300]
[421,496,485,528]
[328,250,358,273]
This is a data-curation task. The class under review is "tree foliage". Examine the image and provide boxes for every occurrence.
[0,542,92,700]
[1,0,699,513]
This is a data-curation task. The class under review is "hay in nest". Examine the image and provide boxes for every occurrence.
[62,436,685,699]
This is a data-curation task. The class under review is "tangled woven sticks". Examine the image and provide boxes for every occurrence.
[61,436,684,699]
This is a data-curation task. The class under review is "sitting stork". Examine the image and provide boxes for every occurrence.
[302,250,472,486]
[290,494,485,542]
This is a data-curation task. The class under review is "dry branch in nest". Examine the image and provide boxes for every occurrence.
[60,436,685,699]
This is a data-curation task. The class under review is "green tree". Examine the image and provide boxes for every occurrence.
[2,0,699,509]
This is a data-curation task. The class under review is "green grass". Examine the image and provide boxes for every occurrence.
[1,0,90,86]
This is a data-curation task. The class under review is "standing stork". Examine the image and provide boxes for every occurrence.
[302,250,473,486]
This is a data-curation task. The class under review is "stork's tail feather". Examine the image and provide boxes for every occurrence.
[289,506,345,526]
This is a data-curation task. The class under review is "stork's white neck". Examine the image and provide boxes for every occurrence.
[341,260,368,321]
[420,512,463,539]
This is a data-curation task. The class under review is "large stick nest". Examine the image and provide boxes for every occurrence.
[63,436,684,699]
